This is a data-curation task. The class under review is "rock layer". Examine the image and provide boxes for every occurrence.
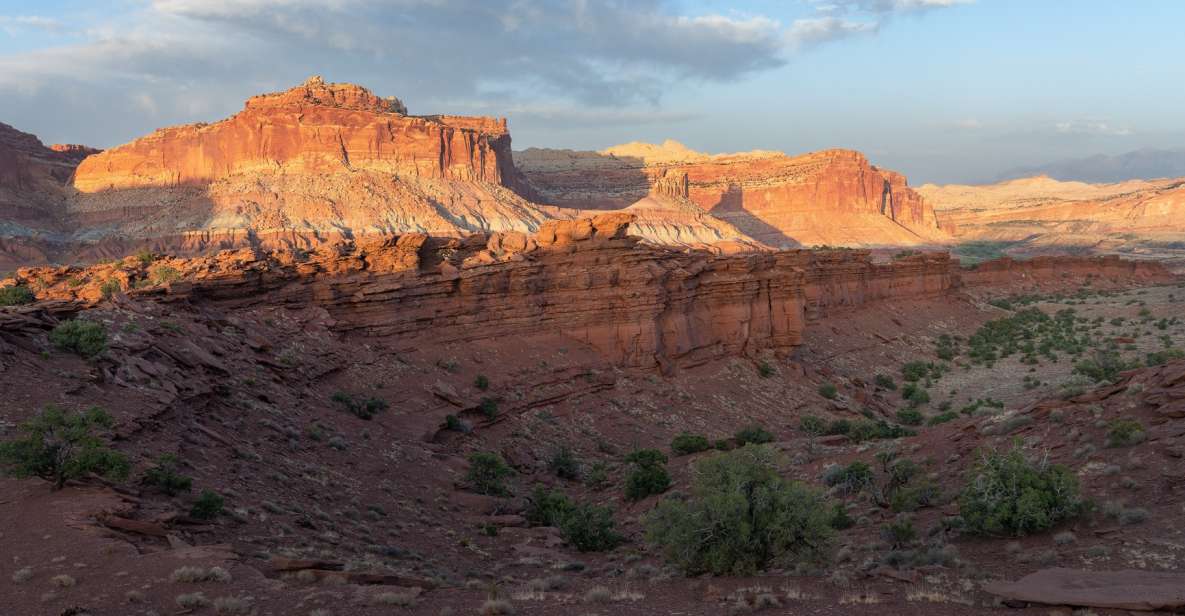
[9,215,1170,373]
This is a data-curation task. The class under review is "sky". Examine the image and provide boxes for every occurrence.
[0,0,1182,184]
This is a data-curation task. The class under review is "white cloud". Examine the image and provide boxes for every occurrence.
[0,15,64,33]
[787,17,878,49]
[1054,120,1132,137]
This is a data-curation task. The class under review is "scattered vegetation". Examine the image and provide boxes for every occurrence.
[647,445,833,575]
[330,391,388,420]
[49,319,108,358]
[0,284,35,306]
[143,454,193,496]
[670,433,712,456]
[624,449,670,501]
[190,490,225,520]
[734,424,775,445]
[548,447,580,480]
[467,452,513,496]
[0,405,129,489]
[817,383,838,399]
[1105,419,1146,447]
[958,445,1082,536]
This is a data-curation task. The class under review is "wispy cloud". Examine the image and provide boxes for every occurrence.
[1054,120,1133,137]
[0,15,64,34]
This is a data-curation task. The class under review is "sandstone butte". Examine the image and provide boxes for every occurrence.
[0,77,962,270]
[516,139,951,248]
[7,213,1173,373]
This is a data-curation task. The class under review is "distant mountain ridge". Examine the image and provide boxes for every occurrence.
[998,148,1185,183]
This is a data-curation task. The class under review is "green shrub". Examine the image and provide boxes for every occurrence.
[646,445,834,575]
[848,420,914,442]
[896,409,924,426]
[958,445,1083,536]
[190,490,224,520]
[624,449,670,501]
[1147,348,1185,366]
[823,461,873,495]
[829,503,855,530]
[549,447,580,480]
[874,374,897,390]
[0,285,35,306]
[902,383,930,408]
[525,485,573,527]
[559,502,622,552]
[0,405,129,490]
[466,452,513,496]
[881,515,916,548]
[901,361,931,382]
[735,425,774,445]
[671,433,712,456]
[825,419,852,436]
[799,415,826,436]
[926,411,958,426]
[479,397,499,419]
[1073,349,1133,384]
[474,374,490,390]
[148,265,181,285]
[757,361,775,378]
[818,383,838,399]
[890,480,942,513]
[585,462,610,491]
[135,249,155,266]
[143,454,192,496]
[99,279,122,299]
[49,319,108,358]
[330,392,388,420]
[1105,419,1145,447]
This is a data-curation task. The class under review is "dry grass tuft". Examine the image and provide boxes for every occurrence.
[50,574,76,588]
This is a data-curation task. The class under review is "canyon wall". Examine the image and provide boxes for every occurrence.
[517,141,950,248]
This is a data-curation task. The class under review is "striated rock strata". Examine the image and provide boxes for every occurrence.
[11,215,1168,374]
[67,77,548,247]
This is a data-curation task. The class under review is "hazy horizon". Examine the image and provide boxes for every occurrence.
[2,0,1183,184]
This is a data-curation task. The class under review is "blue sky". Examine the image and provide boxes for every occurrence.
[1,0,1182,183]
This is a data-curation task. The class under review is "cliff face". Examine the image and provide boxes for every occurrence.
[0,122,89,225]
[516,141,950,248]
[74,77,522,192]
[8,215,1174,372]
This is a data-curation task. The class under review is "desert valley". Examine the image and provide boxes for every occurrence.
[3,40,1185,616]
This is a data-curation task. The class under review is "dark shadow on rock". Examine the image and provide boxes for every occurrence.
[707,183,800,248]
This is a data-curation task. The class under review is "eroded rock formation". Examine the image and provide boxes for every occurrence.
[10,215,1169,373]
[516,141,950,248]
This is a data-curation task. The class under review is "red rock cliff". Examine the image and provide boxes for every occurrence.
[516,142,949,248]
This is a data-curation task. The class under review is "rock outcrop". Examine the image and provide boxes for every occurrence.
[66,77,548,251]
[8,214,963,371]
[516,141,950,248]
[0,122,86,224]
[13,215,1167,373]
